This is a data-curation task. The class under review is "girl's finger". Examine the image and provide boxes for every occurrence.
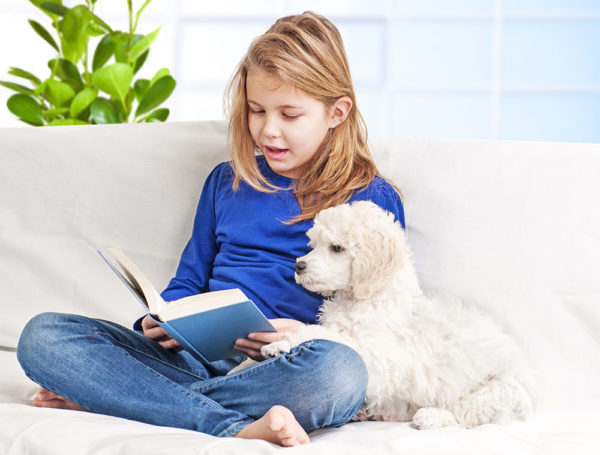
[145,326,170,340]
[248,331,286,344]
[233,341,261,358]
[236,347,262,361]
[159,338,181,350]
[141,315,159,330]
[235,338,265,352]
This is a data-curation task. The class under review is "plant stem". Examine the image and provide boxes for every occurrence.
[128,0,133,32]
[83,42,89,77]
[52,15,62,59]
[127,0,133,64]
[121,100,128,121]
[134,0,153,33]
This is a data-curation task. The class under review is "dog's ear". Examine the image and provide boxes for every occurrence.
[350,203,405,300]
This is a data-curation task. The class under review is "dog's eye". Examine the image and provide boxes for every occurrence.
[331,244,344,253]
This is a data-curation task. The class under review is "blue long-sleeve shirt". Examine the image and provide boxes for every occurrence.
[161,156,405,324]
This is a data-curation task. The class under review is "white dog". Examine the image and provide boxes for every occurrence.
[236,201,535,429]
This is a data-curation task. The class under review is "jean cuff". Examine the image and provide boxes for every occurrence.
[217,419,255,438]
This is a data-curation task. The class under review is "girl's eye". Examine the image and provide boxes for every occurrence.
[250,109,264,115]
[331,244,344,253]
[283,113,299,119]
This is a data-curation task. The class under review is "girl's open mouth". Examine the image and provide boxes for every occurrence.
[264,146,289,160]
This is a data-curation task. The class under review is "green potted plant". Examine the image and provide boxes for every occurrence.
[0,0,176,126]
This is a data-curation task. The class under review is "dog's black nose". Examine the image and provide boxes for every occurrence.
[295,261,307,274]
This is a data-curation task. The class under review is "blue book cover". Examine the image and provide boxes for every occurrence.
[159,301,276,362]
[99,248,276,363]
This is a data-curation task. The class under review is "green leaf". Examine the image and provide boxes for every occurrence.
[28,19,59,51]
[135,75,176,117]
[110,31,130,46]
[113,33,142,63]
[92,63,133,102]
[124,90,135,117]
[45,79,75,107]
[60,5,91,62]
[133,49,149,74]
[40,1,69,16]
[145,108,169,122]
[48,58,84,92]
[6,94,45,126]
[70,87,98,117]
[29,0,64,20]
[92,34,116,71]
[82,71,93,84]
[150,68,170,87]
[90,98,120,124]
[42,107,69,120]
[133,78,150,102]
[0,80,36,96]
[33,80,47,96]
[129,27,160,62]
[110,92,132,121]
[8,67,42,86]
[47,118,88,126]
[89,11,112,33]
[86,23,105,37]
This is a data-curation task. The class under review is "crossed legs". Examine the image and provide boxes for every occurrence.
[17,312,367,446]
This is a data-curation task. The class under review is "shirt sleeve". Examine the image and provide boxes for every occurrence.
[159,163,226,302]
[354,176,406,229]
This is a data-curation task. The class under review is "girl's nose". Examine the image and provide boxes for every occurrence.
[262,114,281,138]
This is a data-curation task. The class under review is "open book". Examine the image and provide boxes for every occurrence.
[98,248,276,363]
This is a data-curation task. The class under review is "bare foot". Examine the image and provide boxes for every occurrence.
[234,405,310,447]
[33,388,88,412]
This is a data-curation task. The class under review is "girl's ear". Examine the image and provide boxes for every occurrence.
[327,96,352,128]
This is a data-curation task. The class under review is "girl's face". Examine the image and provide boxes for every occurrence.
[246,70,338,179]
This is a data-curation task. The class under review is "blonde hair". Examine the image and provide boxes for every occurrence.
[225,11,380,223]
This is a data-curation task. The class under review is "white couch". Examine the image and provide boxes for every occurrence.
[1,121,598,454]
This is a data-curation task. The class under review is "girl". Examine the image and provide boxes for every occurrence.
[17,11,404,447]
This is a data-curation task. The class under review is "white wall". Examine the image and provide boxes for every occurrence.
[1,0,599,142]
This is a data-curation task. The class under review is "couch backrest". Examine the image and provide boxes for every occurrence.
[1,122,228,347]
[1,121,599,412]
[371,136,600,413]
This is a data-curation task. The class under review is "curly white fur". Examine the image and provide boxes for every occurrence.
[234,201,535,429]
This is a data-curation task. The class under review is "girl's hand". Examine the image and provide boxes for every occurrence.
[141,314,182,351]
[234,318,305,361]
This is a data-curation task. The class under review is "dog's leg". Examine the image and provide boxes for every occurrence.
[261,325,353,358]
[229,325,351,372]
[449,376,533,427]
[412,407,459,430]
[260,326,315,358]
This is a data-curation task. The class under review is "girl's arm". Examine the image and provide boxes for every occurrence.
[160,164,225,302]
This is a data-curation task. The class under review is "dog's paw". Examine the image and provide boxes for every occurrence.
[261,339,292,358]
[412,407,458,430]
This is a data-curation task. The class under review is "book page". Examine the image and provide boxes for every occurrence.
[107,248,166,315]
[160,288,248,321]
[98,249,148,311]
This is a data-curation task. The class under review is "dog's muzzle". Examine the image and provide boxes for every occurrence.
[295,261,307,274]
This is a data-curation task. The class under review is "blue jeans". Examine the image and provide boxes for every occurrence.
[17,312,368,437]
